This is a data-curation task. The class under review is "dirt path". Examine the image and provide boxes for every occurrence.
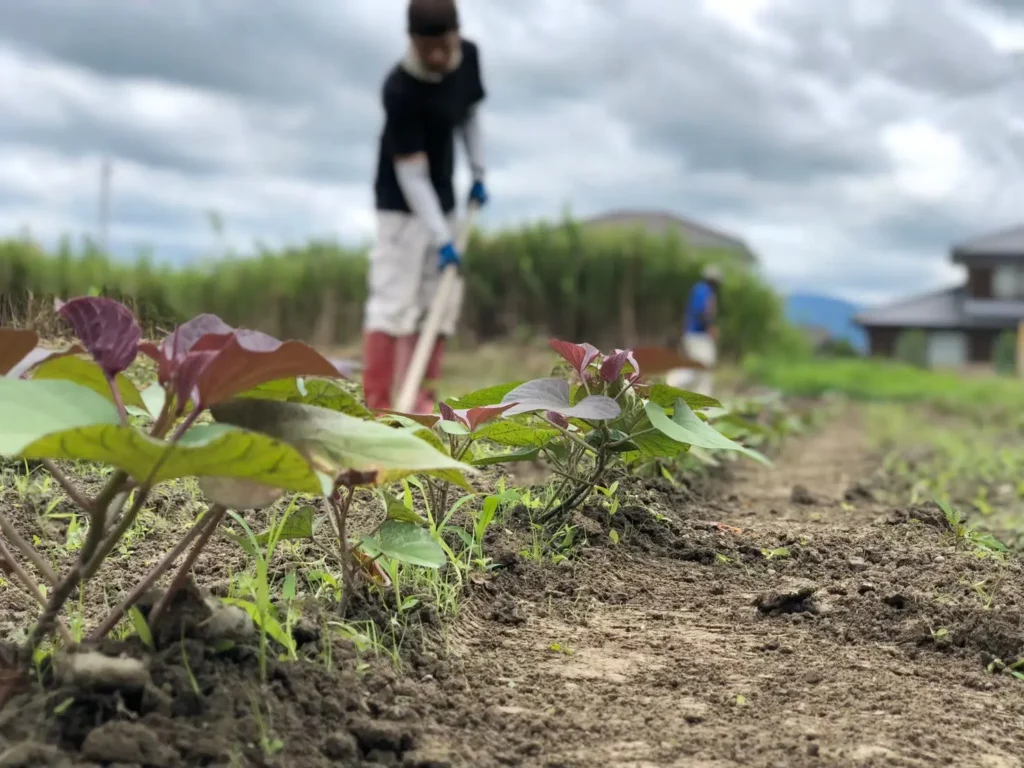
[410,410,1024,768]
[3,408,1023,768]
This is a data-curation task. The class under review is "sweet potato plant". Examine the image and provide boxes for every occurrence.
[0,297,469,709]
[390,340,769,527]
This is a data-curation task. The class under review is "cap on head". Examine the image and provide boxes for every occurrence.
[702,264,723,282]
[408,0,459,37]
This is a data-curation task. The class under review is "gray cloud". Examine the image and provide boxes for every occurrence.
[1,0,1023,306]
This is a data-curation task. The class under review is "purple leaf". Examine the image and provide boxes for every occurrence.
[57,297,141,377]
[500,378,621,420]
[140,315,343,409]
[172,350,218,413]
[140,314,234,385]
[544,411,570,429]
[439,402,460,424]
[599,350,635,382]
[459,403,515,432]
[549,340,600,377]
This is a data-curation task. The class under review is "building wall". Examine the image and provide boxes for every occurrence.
[967,328,1000,363]
[865,326,1004,365]
[865,326,900,357]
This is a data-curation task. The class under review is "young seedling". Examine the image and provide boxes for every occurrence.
[440,339,771,527]
[0,296,469,712]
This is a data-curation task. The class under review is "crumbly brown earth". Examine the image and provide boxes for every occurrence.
[2,405,1023,768]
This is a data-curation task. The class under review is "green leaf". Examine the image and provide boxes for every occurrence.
[257,505,315,546]
[0,379,121,455]
[237,377,372,418]
[438,419,472,436]
[400,428,473,491]
[210,399,472,479]
[360,520,447,568]
[382,489,428,526]
[140,383,167,419]
[129,606,154,649]
[470,447,542,467]
[30,356,147,411]
[617,417,689,463]
[645,399,770,465]
[473,421,560,448]
[446,381,524,408]
[646,384,721,412]
[225,506,316,558]
[12,417,324,495]
[220,597,293,650]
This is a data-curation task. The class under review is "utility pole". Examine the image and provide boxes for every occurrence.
[98,157,112,253]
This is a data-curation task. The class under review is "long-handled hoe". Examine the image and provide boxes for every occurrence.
[393,201,479,414]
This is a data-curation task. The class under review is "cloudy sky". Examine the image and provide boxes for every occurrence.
[2,0,1024,305]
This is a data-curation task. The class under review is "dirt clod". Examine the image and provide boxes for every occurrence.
[0,741,68,768]
[54,651,150,691]
[755,579,820,614]
[348,714,415,755]
[323,730,359,761]
[790,484,817,505]
[81,721,181,767]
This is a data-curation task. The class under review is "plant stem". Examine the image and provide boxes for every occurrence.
[39,460,93,512]
[538,449,608,525]
[611,427,656,448]
[331,486,356,618]
[105,373,128,425]
[89,505,220,640]
[549,420,599,457]
[149,394,175,439]
[168,407,201,443]
[0,513,58,586]
[102,490,133,535]
[147,504,227,630]
[23,469,128,656]
[85,485,152,579]
[543,465,592,485]
[0,535,74,646]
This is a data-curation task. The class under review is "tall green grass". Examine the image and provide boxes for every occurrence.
[0,219,801,358]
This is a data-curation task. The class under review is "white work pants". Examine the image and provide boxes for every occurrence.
[665,332,717,397]
[363,211,464,337]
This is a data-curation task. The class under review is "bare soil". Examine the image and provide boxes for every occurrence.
[2,406,1024,767]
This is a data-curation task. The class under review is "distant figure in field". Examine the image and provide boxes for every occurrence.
[667,264,721,397]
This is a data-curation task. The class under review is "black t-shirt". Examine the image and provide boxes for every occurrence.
[374,38,486,214]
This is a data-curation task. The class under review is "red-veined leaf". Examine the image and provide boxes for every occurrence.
[56,297,141,377]
[549,339,600,376]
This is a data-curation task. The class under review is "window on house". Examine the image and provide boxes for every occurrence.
[991,265,1024,300]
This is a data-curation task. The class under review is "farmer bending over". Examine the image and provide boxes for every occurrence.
[668,264,722,397]
[361,0,488,413]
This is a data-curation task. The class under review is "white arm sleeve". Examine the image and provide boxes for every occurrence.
[459,106,485,182]
[394,156,452,248]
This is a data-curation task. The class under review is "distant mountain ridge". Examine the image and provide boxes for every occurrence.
[784,293,867,352]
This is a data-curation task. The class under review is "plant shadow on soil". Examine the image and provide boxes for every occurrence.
[1,406,1024,767]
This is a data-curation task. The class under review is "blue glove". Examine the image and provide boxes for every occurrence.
[438,241,461,271]
[468,180,488,207]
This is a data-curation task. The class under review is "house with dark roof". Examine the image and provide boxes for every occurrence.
[855,224,1024,368]
[578,210,760,267]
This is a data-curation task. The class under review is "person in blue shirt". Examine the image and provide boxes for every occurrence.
[668,264,722,396]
